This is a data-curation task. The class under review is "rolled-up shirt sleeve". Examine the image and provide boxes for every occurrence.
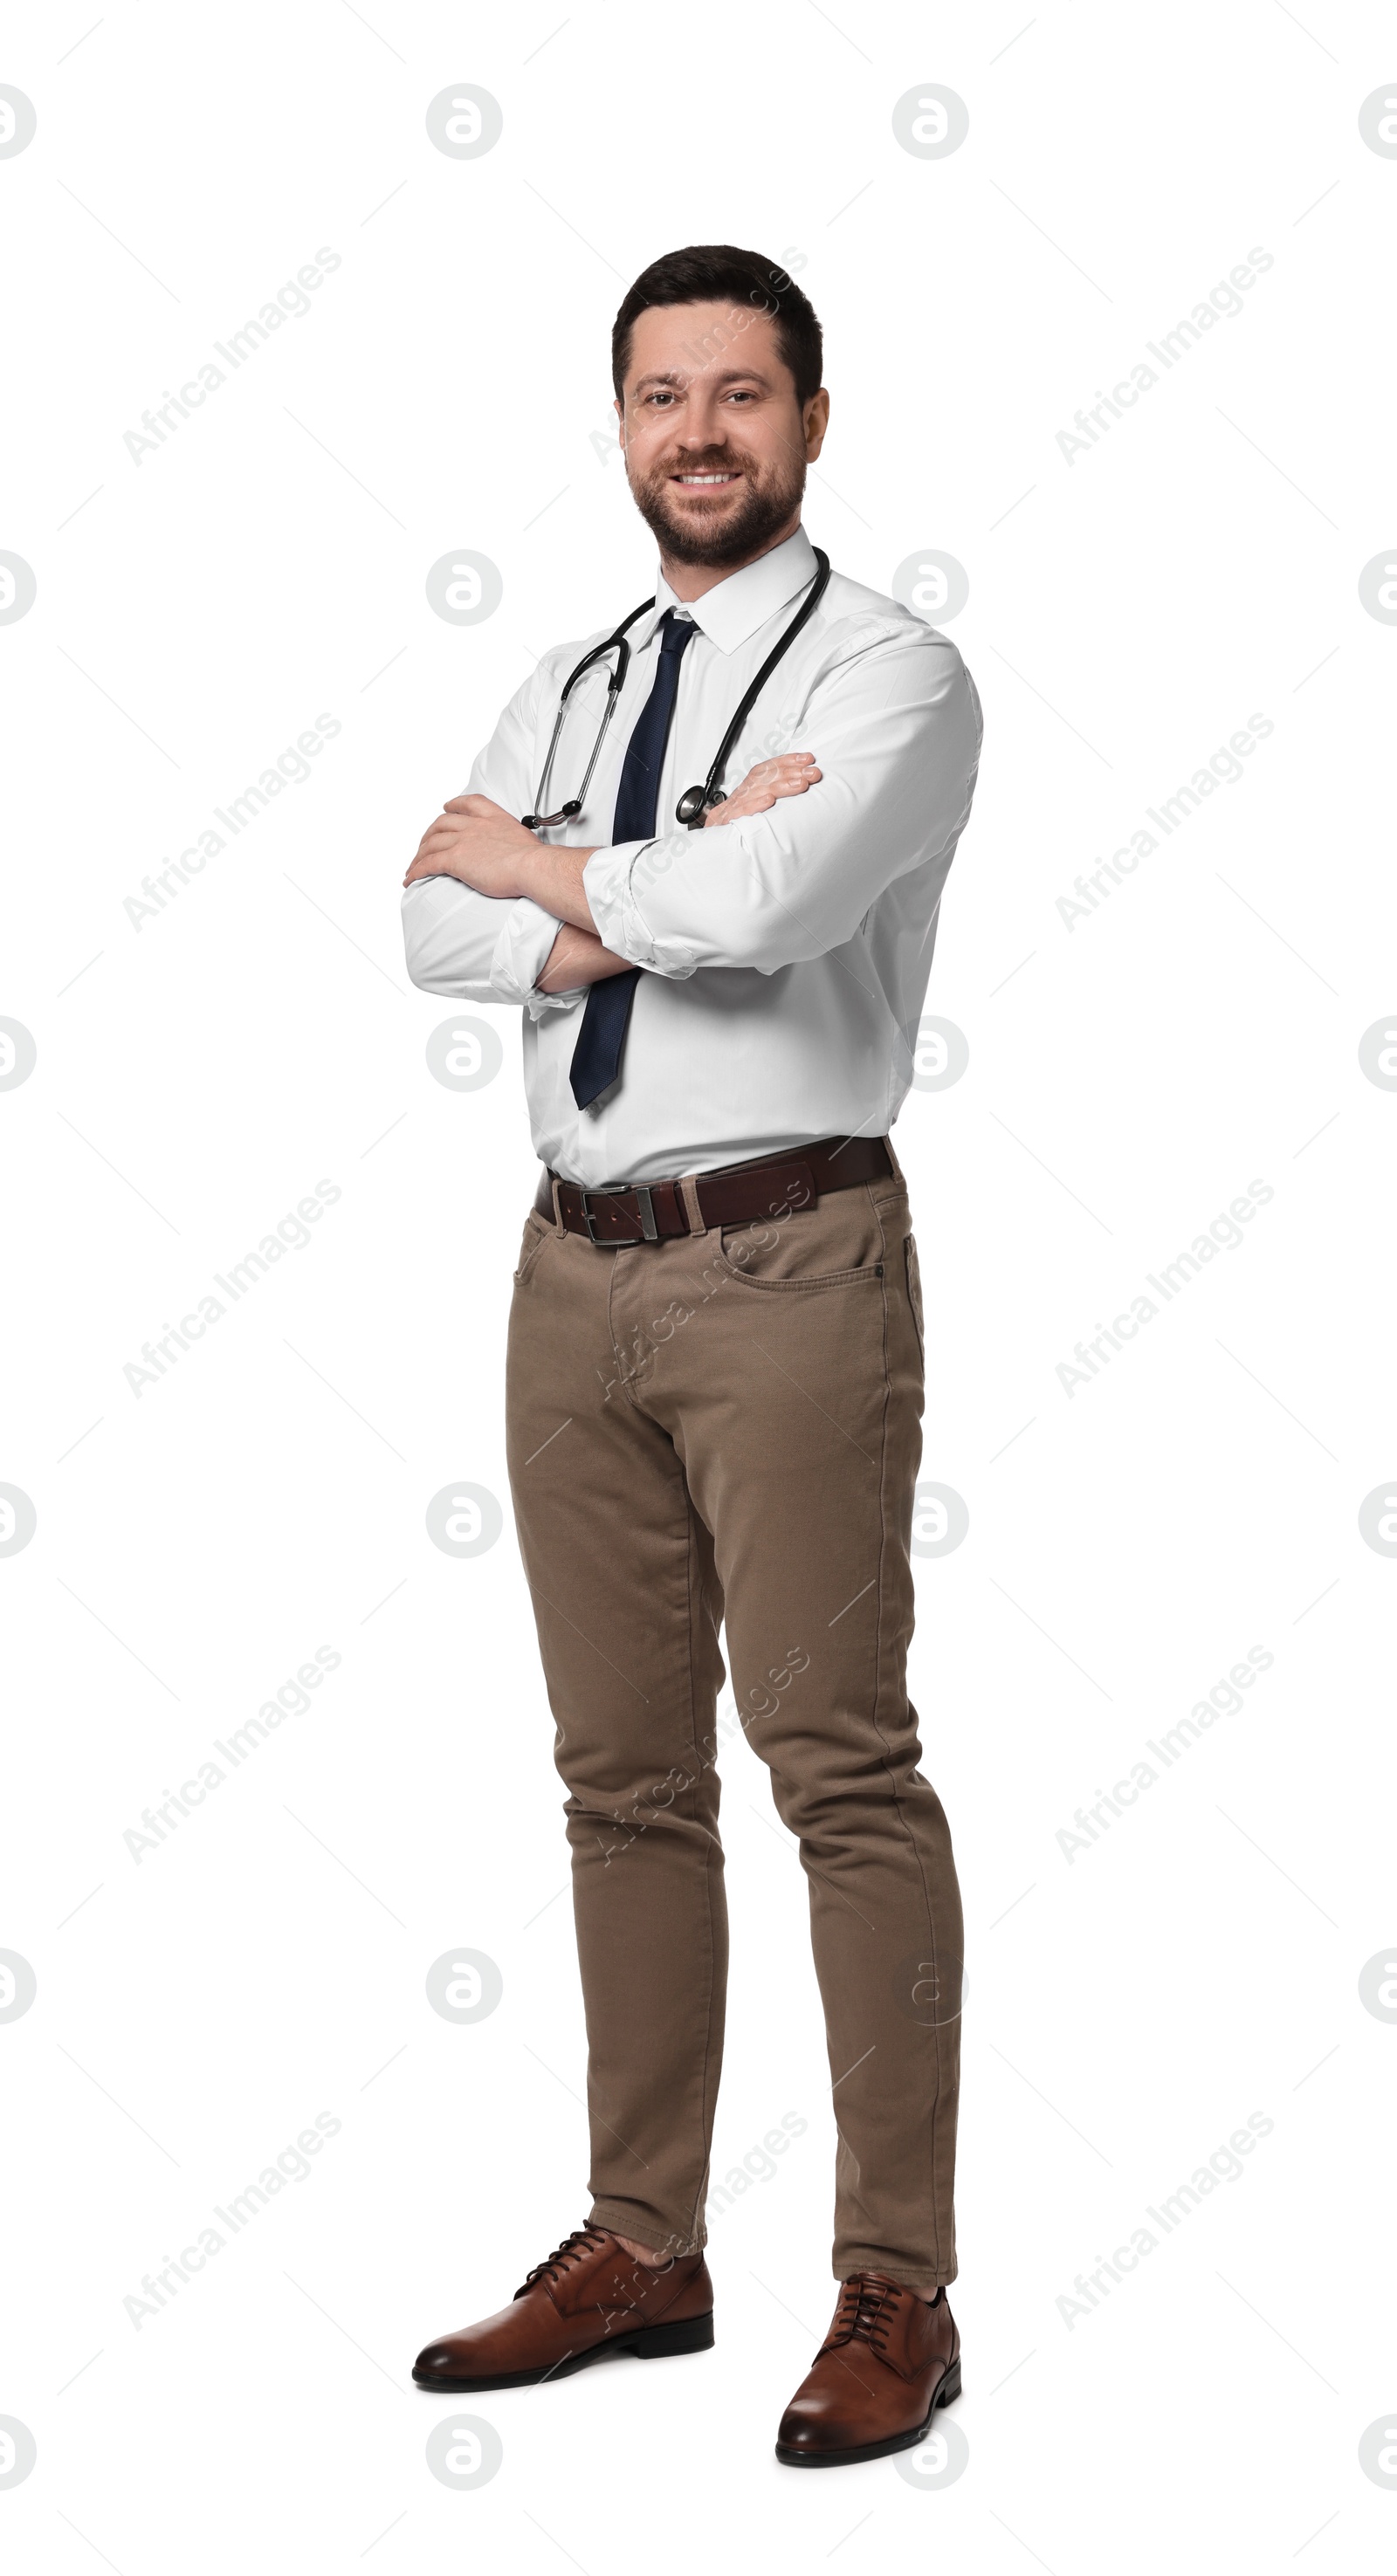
[401,877,585,1017]
[582,630,981,979]
[400,651,588,1017]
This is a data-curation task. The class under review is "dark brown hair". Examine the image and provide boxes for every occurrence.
[611,245,824,407]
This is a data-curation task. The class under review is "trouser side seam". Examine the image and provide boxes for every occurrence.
[868,1181,944,2281]
[681,1476,719,2253]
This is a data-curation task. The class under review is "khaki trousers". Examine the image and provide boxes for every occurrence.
[504,1145,962,2287]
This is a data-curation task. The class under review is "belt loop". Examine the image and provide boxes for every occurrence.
[883,1135,906,1188]
[549,1173,565,1232]
[678,1173,707,1235]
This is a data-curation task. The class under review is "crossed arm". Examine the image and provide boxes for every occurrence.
[402,754,822,993]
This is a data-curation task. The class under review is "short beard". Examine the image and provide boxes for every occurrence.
[629,454,806,568]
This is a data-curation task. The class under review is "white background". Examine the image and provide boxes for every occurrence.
[3,1,1395,2566]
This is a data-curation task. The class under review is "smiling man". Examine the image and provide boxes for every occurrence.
[401,245,982,2467]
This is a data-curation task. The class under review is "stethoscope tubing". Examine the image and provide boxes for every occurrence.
[520,597,654,830]
[521,548,832,836]
[676,547,831,828]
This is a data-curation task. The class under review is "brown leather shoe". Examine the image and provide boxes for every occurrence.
[775,2274,960,2466]
[412,2225,714,2392]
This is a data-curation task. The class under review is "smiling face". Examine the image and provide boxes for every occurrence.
[616,301,829,575]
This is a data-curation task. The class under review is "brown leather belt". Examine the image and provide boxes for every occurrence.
[535,1135,893,1247]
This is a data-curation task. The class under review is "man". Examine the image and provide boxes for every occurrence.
[401,244,981,2466]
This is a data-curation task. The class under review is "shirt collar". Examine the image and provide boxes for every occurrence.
[647,526,818,656]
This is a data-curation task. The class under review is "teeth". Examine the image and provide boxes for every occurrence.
[678,472,735,484]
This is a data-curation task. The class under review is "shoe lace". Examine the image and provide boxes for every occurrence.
[823,2273,907,2359]
[515,2226,610,2299]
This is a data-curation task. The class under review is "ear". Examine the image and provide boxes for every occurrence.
[803,389,830,463]
[615,395,626,455]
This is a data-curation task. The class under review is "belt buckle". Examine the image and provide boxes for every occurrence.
[582,1184,658,1244]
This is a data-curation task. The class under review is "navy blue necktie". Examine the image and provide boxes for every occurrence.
[569,608,697,1110]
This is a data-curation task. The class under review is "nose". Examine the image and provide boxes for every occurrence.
[673,384,730,451]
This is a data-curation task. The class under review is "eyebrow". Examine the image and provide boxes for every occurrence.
[630,367,776,392]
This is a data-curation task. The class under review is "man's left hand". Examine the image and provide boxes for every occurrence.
[403,794,540,896]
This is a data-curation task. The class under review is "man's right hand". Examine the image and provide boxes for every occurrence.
[702,751,822,828]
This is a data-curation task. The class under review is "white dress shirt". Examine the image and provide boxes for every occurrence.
[402,526,982,1188]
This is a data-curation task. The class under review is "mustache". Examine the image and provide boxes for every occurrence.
[647,450,754,481]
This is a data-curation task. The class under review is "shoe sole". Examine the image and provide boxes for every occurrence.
[412,2309,715,2392]
[774,2354,962,2467]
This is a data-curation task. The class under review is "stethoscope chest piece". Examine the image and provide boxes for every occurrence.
[674,782,722,827]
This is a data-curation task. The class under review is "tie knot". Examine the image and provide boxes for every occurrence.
[658,609,697,656]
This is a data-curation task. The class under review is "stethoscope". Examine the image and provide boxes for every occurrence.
[520,547,831,834]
